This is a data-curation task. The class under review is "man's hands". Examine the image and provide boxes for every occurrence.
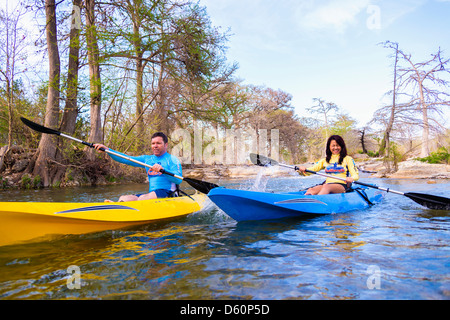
[149,163,163,174]
[93,144,108,152]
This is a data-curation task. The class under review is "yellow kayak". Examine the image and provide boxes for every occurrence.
[0,193,207,246]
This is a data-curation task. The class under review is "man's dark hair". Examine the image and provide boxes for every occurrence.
[151,132,168,144]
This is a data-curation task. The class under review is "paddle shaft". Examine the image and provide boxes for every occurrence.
[50,132,180,179]
[21,116,221,193]
[278,162,405,196]
[26,121,185,181]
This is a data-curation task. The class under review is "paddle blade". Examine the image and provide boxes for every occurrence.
[405,192,450,210]
[250,153,278,167]
[21,117,60,135]
[184,177,219,194]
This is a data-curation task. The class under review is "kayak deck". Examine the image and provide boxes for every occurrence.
[208,187,384,221]
[0,193,206,246]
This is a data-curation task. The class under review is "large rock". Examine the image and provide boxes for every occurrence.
[12,159,29,172]
[357,159,386,174]
[388,160,450,179]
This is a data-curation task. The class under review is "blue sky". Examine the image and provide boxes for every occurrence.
[199,0,450,127]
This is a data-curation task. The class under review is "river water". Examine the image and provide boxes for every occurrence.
[0,173,449,300]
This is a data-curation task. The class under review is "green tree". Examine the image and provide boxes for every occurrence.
[85,0,102,161]
[0,2,29,150]
[33,0,61,187]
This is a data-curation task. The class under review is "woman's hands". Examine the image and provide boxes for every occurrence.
[296,166,307,173]
[345,177,354,186]
[297,165,354,186]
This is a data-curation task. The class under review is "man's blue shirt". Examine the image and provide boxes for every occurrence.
[108,149,182,192]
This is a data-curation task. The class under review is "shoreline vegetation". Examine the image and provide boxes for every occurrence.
[1,144,448,190]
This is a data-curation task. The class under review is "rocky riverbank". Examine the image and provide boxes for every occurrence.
[184,159,450,181]
[357,159,450,179]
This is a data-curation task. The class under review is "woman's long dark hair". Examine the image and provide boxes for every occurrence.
[325,135,347,164]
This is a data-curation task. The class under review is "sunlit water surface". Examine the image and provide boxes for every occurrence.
[0,172,449,300]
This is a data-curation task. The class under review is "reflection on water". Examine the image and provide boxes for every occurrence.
[0,176,449,300]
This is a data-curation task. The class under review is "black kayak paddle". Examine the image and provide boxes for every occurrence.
[250,153,450,211]
[21,117,219,194]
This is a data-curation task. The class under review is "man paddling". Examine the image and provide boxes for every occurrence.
[94,132,182,202]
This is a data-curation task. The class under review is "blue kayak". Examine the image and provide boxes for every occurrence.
[208,187,385,221]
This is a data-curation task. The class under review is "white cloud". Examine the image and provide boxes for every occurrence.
[295,0,371,33]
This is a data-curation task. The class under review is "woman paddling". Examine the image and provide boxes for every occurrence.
[297,135,359,195]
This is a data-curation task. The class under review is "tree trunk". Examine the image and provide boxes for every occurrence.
[133,15,145,150]
[360,128,367,154]
[379,42,398,158]
[60,0,82,135]
[155,63,169,133]
[7,78,13,151]
[420,103,430,157]
[136,58,144,143]
[51,0,82,184]
[85,0,102,160]
[418,80,430,157]
[33,0,60,187]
